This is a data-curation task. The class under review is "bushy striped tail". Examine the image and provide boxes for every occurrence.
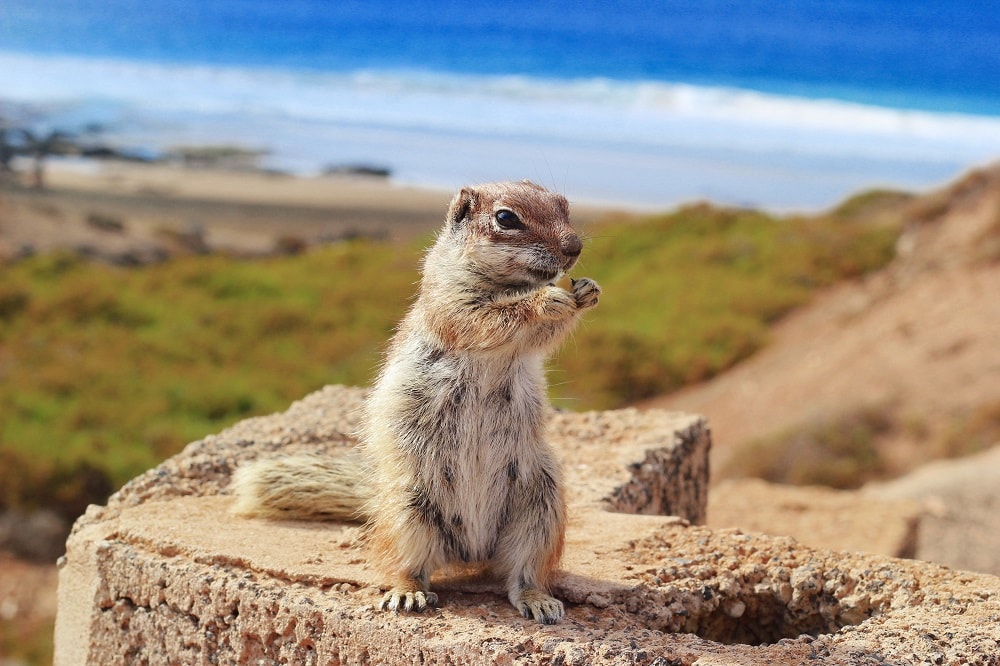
[230,451,370,522]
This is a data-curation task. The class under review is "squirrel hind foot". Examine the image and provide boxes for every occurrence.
[379,589,439,613]
[378,570,438,613]
[512,587,564,625]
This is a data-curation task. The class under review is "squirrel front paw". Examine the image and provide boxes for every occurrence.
[571,277,601,310]
[539,285,578,319]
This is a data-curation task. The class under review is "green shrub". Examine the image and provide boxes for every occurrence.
[0,241,418,513]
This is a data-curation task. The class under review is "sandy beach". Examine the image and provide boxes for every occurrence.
[41,160,455,213]
[0,161,624,262]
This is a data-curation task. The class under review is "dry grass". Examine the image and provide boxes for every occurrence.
[937,401,1000,459]
[718,405,897,489]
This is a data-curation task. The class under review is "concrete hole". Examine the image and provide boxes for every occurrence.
[675,585,877,646]
[631,559,894,646]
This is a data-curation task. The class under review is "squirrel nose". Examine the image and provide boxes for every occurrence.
[561,233,582,258]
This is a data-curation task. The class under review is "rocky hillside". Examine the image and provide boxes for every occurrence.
[646,163,1000,486]
[645,164,1000,578]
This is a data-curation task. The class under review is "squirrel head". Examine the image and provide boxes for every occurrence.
[437,180,583,292]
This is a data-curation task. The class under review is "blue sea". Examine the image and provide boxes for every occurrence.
[2,0,999,209]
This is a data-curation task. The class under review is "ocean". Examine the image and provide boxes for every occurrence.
[2,0,999,209]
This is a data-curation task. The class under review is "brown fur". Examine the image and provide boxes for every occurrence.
[231,181,600,624]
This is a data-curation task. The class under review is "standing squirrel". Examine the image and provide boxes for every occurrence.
[231,180,601,624]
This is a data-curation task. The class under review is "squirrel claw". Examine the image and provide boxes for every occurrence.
[379,589,438,613]
[571,277,601,310]
[512,588,564,624]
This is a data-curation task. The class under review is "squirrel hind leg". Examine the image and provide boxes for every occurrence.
[379,570,438,613]
[509,585,563,625]
[494,468,566,623]
[498,526,566,624]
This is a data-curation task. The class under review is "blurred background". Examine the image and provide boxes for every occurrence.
[1,2,999,663]
[3,0,1000,208]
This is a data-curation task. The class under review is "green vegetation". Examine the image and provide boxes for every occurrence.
[0,201,900,516]
[0,617,54,666]
[0,241,421,517]
[556,202,899,407]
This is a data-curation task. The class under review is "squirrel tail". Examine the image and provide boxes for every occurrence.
[230,451,370,522]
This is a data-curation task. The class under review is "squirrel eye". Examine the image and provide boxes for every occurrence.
[495,209,525,230]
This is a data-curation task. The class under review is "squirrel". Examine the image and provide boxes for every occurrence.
[231,180,601,624]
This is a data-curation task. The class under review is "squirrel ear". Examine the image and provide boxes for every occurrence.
[446,187,477,230]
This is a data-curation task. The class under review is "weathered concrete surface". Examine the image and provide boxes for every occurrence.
[709,478,923,558]
[551,407,710,522]
[55,386,1000,665]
